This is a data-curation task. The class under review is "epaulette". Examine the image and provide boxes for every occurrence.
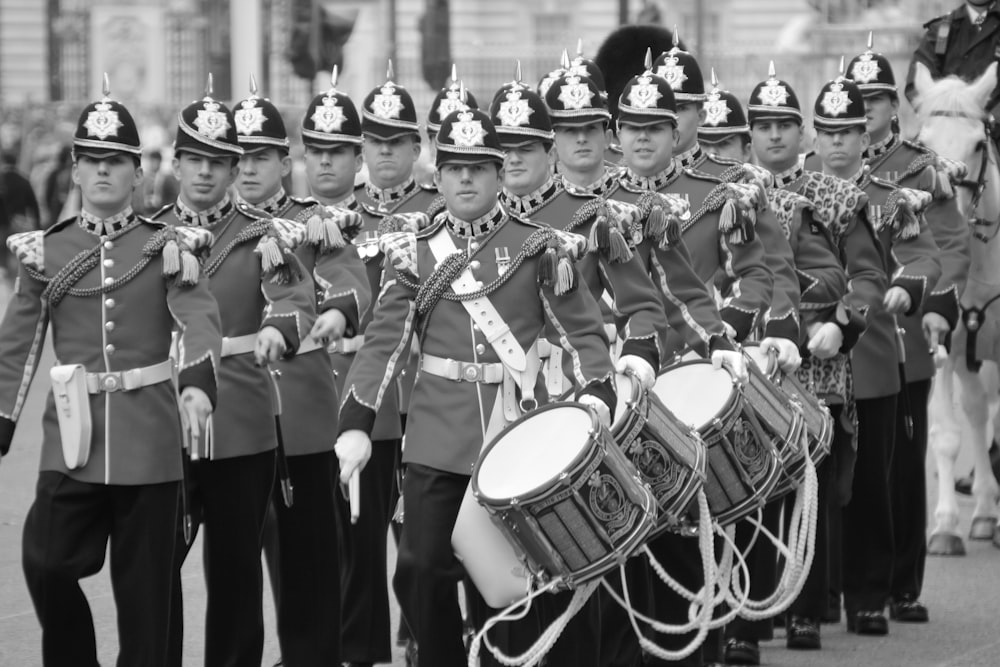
[883,186,932,239]
[294,203,363,251]
[922,12,949,30]
[379,211,431,236]
[682,166,725,183]
[416,214,447,238]
[143,225,214,286]
[378,231,419,280]
[706,153,742,167]
[235,200,272,220]
[7,230,45,274]
[636,191,687,248]
[426,194,447,220]
[150,202,173,220]
[247,217,306,284]
[419,182,438,193]
[768,189,813,240]
[571,198,639,263]
[532,227,586,295]
[687,180,760,245]
[289,194,318,207]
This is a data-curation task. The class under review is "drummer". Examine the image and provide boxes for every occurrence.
[334,108,616,667]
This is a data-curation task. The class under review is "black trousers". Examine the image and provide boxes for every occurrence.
[599,557,651,667]
[22,472,180,667]
[644,531,706,667]
[336,438,401,662]
[842,394,897,613]
[723,499,783,642]
[392,463,469,667]
[890,379,930,601]
[263,451,342,666]
[167,450,276,667]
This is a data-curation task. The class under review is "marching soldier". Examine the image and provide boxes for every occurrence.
[233,80,370,665]
[811,72,941,637]
[334,107,616,667]
[160,81,317,667]
[300,69,365,210]
[0,83,221,665]
[697,73,752,163]
[850,37,971,625]
[426,65,478,146]
[748,63,886,653]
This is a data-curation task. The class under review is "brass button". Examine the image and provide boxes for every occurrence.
[105,344,116,355]
[470,242,479,251]
[105,321,115,332]
[105,298,115,308]
[470,260,481,270]
[103,241,113,250]
[103,258,114,268]
[475,344,486,355]
[103,277,114,286]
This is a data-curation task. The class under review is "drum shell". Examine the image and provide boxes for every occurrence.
[473,403,657,589]
[781,371,834,466]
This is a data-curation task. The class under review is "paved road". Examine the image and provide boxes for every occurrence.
[1,334,998,665]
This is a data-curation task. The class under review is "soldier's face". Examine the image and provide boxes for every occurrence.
[675,103,705,152]
[702,135,751,163]
[503,142,554,195]
[863,93,898,137]
[362,135,421,189]
[237,148,291,204]
[173,152,239,210]
[304,144,362,201]
[72,154,142,216]
[619,122,677,176]
[553,122,609,175]
[814,127,870,174]
[751,120,803,170]
[435,161,502,220]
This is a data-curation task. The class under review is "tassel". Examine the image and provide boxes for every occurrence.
[896,209,921,240]
[179,250,200,285]
[938,173,954,200]
[608,226,632,263]
[664,215,681,247]
[556,255,574,295]
[719,198,737,233]
[307,215,346,251]
[646,204,666,240]
[752,182,768,213]
[591,215,611,252]
[162,239,181,278]
[538,243,559,287]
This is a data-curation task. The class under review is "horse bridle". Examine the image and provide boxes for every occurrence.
[928,109,998,242]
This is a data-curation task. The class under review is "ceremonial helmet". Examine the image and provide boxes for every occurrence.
[594,24,679,122]
[73,73,142,159]
[301,66,362,148]
[435,108,505,167]
[652,31,706,104]
[544,71,612,127]
[360,61,420,140]
[813,59,867,131]
[426,65,479,138]
[616,49,679,128]
[698,69,749,141]
[233,74,289,154]
[536,50,568,100]
[747,61,804,126]
[564,39,608,98]
[847,32,897,98]
[174,74,243,158]
[489,69,554,148]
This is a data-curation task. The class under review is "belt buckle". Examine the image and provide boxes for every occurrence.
[459,361,481,382]
[101,373,122,392]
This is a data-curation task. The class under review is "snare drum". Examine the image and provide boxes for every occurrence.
[652,360,780,526]
[611,373,706,535]
[742,344,809,499]
[473,402,657,590]
[781,371,834,466]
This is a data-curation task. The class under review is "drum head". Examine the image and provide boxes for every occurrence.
[477,404,593,501]
[742,344,776,375]
[652,362,734,430]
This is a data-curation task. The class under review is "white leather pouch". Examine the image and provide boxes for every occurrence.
[49,364,92,469]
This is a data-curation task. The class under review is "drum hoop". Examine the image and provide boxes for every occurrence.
[653,358,740,434]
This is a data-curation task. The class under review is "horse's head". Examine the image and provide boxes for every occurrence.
[912,62,997,217]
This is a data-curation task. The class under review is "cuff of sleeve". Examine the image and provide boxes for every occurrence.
[764,314,800,342]
[321,298,361,337]
[263,317,301,357]
[178,358,218,410]
[0,417,14,456]
[891,276,926,317]
[339,394,376,436]
[836,302,866,353]
[709,335,736,353]
[720,306,756,342]
[621,337,659,373]
[925,291,960,330]
[577,378,617,422]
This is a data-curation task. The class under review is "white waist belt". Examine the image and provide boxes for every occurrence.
[221,334,257,357]
[85,359,174,394]
[421,354,504,384]
[328,335,365,354]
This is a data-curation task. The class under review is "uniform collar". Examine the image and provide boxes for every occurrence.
[365,177,418,208]
[675,143,705,170]
[78,207,136,236]
[967,2,997,24]
[560,166,620,197]
[500,177,562,217]
[175,195,235,227]
[850,164,869,187]
[865,133,898,161]
[445,203,506,239]
[620,163,677,192]
[772,162,805,188]
[236,188,289,216]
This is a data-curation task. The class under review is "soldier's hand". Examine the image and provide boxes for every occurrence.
[759,336,802,374]
[310,309,348,346]
[922,311,950,351]
[255,326,287,365]
[883,286,911,315]
[180,386,213,440]
[722,321,738,340]
[335,429,372,484]
[711,349,748,384]
[616,355,656,391]
[807,322,843,360]
[578,394,612,427]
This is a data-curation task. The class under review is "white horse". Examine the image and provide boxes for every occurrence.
[912,62,1000,555]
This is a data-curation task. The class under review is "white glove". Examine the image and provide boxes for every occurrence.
[616,355,656,391]
[179,386,213,442]
[711,349,748,384]
[722,322,738,339]
[806,322,843,360]
[578,394,612,427]
[255,326,288,365]
[335,429,372,484]
[758,337,802,374]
